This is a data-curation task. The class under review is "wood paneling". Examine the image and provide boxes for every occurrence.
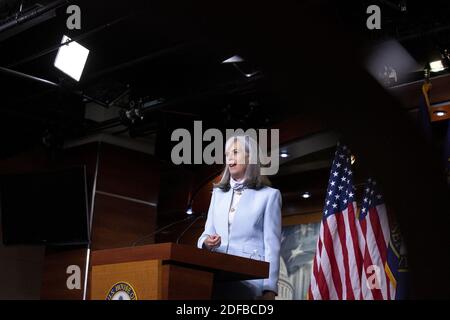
[282,213,322,226]
[91,260,162,300]
[0,144,98,300]
[91,193,157,250]
[162,264,212,300]
[90,243,266,300]
[96,143,160,203]
[40,247,88,300]
[39,143,99,300]
[191,176,220,215]
[91,243,268,281]
[37,141,161,299]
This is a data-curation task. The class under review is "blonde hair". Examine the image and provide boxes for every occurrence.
[214,135,271,191]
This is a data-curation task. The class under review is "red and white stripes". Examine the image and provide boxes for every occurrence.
[309,202,395,300]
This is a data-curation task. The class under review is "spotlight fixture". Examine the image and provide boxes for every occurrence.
[351,155,356,165]
[280,152,289,158]
[186,207,193,215]
[430,60,445,73]
[434,110,447,117]
[222,55,244,64]
[54,35,89,81]
[302,192,311,199]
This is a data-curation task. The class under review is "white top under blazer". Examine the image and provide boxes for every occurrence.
[228,177,244,226]
[197,184,282,295]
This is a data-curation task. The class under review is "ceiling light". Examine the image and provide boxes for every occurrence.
[430,60,445,73]
[222,55,244,64]
[302,192,311,199]
[434,110,447,117]
[186,207,193,215]
[280,152,289,158]
[54,35,89,81]
[245,72,258,78]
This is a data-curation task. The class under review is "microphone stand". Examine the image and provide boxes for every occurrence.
[131,215,196,247]
[176,214,205,244]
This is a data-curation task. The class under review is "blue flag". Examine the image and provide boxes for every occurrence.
[384,218,409,299]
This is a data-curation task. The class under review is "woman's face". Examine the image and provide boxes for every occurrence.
[225,140,247,180]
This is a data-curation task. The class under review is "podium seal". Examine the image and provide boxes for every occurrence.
[106,282,138,300]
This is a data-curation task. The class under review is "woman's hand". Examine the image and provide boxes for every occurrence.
[203,234,221,250]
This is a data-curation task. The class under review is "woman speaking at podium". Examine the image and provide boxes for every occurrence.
[197,135,282,300]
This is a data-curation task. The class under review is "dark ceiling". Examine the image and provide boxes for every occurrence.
[1,0,450,160]
[337,0,450,84]
[0,0,291,158]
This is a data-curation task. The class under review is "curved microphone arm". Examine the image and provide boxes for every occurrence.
[131,215,195,247]
[176,214,205,244]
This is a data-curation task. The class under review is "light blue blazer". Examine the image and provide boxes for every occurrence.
[197,186,282,296]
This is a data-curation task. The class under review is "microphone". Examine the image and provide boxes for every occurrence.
[131,215,197,247]
[176,214,205,244]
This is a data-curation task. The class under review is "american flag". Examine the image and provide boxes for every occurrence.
[309,143,362,300]
[309,143,402,300]
[358,178,395,300]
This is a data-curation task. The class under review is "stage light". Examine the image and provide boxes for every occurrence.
[54,35,89,81]
[434,110,447,117]
[302,192,311,199]
[222,55,244,64]
[351,155,356,165]
[280,152,289,158]
[186,207,193,215]
[430,60,445,72]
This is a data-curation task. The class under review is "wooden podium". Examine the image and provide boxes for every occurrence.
[90,242,269,300]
